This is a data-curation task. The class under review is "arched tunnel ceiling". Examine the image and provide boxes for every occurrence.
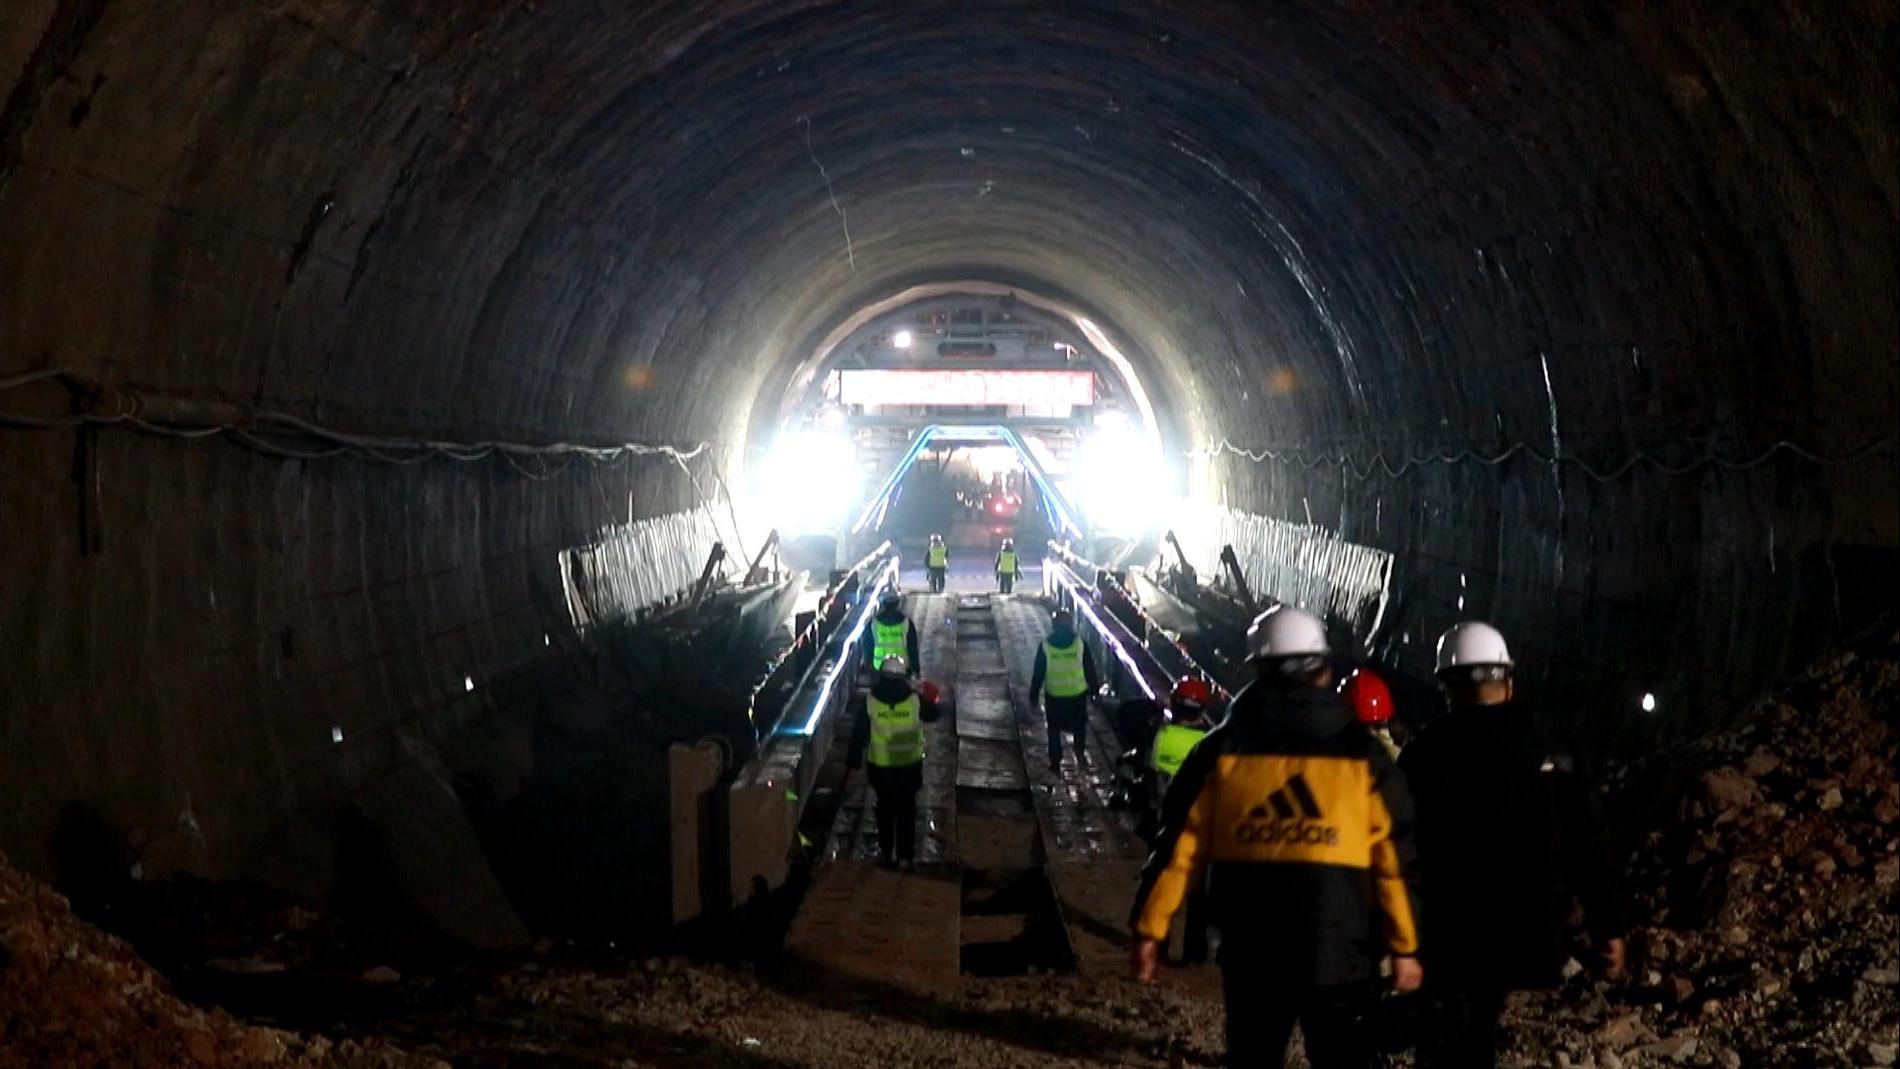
[2,3,1891,458]
[0,2,1893,880]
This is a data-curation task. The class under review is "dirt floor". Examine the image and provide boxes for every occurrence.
[3,626,1895,1068]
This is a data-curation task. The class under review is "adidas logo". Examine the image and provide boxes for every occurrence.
[1237,773,1340,845]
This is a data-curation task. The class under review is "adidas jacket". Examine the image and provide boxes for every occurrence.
[1130,681,1422,987]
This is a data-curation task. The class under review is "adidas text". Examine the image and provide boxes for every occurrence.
[1236,818,1339,846]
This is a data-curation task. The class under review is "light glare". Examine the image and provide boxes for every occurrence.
[1070,425,1164,535]
[893,329,913,349]
[752,430,860,534]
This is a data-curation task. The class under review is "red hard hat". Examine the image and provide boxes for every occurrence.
[917,680,943,705]
[1170,676,1213,711]
[1339,668,1394,725]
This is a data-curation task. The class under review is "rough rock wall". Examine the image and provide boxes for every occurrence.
[0,1,1893,896]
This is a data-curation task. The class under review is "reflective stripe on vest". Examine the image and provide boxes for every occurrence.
[1042,639,1088,698]
[927,544,948,567]
[867,694,925,767]
[997,549,1018,574]
[873,620,908,668]
[1150,723,1208,777]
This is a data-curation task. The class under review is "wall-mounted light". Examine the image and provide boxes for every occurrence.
[893,330,913,349]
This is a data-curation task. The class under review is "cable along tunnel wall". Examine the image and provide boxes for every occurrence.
[0,0,1892,933]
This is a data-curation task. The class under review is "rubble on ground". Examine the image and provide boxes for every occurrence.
[1,629,1893,1067]
[1498,626,1900,1068]
[0,851,444,1069]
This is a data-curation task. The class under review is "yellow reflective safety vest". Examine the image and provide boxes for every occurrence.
[866,693,925,767]
[1042,639,1088,698]
[873,619,909,668]
[1150,723,1208,777]
[996,549,1018,575]
[926,543,949,568]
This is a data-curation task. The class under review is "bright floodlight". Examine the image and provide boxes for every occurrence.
[893,329,913,349]
[819,405,848,430]
[752,430,860,534]
[1072,424,1164,535]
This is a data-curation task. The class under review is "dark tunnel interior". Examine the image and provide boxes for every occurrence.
[1,0,1895,955]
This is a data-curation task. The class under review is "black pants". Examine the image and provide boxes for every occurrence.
[927,566,946,592]
[1044,694,1088,764]
[866,763,922,862]
[1414,984,1507,1069]
[1182,884,1212,963]
[997,571,1016,593]
[1222,972,1371,1069]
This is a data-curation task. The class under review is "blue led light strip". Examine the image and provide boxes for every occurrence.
[785,557,900,736]
[849,423,1084,539]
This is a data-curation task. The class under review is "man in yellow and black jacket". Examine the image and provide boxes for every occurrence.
[1130,605,1424,1069]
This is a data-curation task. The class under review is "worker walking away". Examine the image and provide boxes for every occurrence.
[1140,676,1220,835]
[1030,607,1100,772]
[925,534,949,593]
[847,657,942,870]
[1340,668,1401,759]
[1141,676,1220,964]
[1131,605,1424,1069]
[862,589,921,680]
[1400,622,1627,1069]
[995,538,1020,594]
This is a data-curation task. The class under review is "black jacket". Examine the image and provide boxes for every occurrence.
[847,676,943,770]
[1130,681,1422,987]
[1028,629,1101,698]
[1398,701,1626,988]
[861,609,921,675]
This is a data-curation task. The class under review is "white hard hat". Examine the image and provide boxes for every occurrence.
[879,655,908,677]
[1246,605,1329,662]
[1435,621,1514,678]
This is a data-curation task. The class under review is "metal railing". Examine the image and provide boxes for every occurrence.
[1045,540,1236,701]
[743,540,895,739]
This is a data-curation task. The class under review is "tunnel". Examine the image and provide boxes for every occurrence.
[1,3,1895,1066]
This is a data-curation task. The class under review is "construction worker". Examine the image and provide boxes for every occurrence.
[1400,622,1627,1069]
[1339,668,1401,759]
[1029,607,1100,771]
[1143,676,1219,964]
[847,656,942,870]
[994,537,1020,594]
[862,589,920,679]
[1150,677,1216,793]
[1131,605,1423,1069]
[925,533,949,593]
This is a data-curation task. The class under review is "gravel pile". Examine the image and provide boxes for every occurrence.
[0,852,443,1069]
[1498,627,1900,1069]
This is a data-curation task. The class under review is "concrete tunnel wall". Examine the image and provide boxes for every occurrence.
[1,2,1894,915]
